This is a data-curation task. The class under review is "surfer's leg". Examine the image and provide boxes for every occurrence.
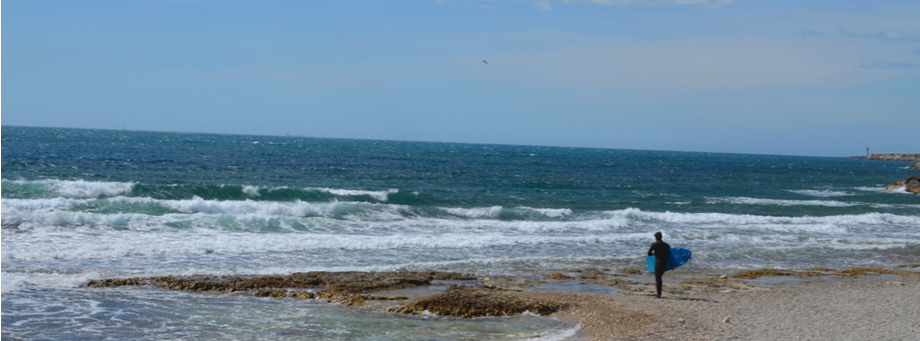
[654,261,666,297]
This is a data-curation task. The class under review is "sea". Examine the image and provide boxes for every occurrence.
[2,126,918,340]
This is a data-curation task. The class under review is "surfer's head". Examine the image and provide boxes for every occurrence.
[654,232,662,241]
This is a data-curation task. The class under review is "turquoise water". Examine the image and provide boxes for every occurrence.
[3,126,918,339]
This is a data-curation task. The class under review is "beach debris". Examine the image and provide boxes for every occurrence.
[722,317,731,324]
[678,318,686,324]
[720,275,727,279]
[388,285,569,318]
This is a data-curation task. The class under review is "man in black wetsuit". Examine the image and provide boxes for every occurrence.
[647,232,670,298]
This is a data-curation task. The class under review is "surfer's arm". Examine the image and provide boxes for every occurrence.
[647,244,655,256]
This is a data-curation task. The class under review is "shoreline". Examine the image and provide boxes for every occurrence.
[79,265,920,340]
[543,275,920,340]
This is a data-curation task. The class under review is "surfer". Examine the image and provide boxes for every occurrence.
[647,232,670,298]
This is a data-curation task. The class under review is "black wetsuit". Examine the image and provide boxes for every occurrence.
[647,241,670,297]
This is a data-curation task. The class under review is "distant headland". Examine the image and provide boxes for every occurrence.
[859,154,920,162]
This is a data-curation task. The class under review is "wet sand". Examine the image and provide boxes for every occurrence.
[541,276,920,340]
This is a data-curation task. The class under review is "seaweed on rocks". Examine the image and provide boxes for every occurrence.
[732,269,795,280]
[837,267,920,279]
[621,268,642,275]
[83,271,473,298]
[388,285,569,318]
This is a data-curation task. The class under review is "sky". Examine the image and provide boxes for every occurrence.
[3,0,919,156]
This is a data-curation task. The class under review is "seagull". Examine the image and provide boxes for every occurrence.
[482,60,488,65]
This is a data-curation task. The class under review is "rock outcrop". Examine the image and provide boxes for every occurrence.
[84,271,474,302]
[909,162,920,169]
[883,175,920,194]
[387,285,568,318]
[863,154,920,162]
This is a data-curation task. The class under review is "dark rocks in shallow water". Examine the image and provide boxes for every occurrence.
[388,285,569,318]
[251,289,287,297]
[82,271,474,301]
[621,268,642,275]
[291,291,316,299]
[85,278,145,287]
[883,174,920,194]
[328,272,432,293]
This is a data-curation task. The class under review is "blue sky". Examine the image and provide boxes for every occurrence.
[3,0,919,156]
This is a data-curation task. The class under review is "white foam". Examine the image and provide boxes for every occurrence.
[854,186,912,194]
[5,179,135,198]
[1,198,89,216]
[1,271,101,294]
[441,206,572,219]
[707,197,854,207]
[442,206,504,218]
[527,207,573,218]
[788,189,853,197]
[242,185,261,197]
[0,227,654,263]
[606,207,920,228]
[312,188,397,201]
[163,196,332,216]
[540,324,581,341]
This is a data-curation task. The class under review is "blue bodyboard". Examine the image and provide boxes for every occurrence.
[645,247,692,273]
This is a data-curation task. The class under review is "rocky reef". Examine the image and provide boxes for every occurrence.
[84,271,473,305]
[387,285,569,318]
[82,266,920,319]
[883,174,920,194]
[862,154,920,162]
[909,162,920,169]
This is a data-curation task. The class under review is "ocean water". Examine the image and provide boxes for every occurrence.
[2,126,918,339]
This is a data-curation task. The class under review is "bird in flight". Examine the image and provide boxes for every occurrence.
[482,60,488,65]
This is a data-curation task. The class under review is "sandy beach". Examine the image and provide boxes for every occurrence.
[541,275,920,340]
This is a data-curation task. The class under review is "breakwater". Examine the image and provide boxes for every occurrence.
[862,154,920,162]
